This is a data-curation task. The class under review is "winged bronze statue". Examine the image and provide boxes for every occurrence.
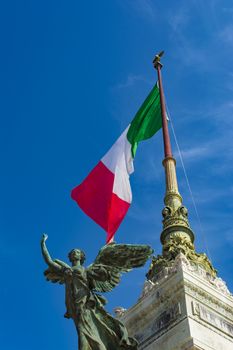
[41,234,153,350]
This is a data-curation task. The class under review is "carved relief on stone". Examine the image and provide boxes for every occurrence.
[192,301,233,338]
[185,281,233,320]
[147,233,216,281]
[142,252,230,303]
[151,303,182,333]
[211,277,231,296]
[134,303,182,347]
[140,280,155,298]
[183,260,231,297]
[192,300,201,316]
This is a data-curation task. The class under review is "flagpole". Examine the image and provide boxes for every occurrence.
[152,52,179,197]
[147,54,214,282]
[153,52,172,158]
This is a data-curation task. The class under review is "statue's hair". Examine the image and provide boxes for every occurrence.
[68,249,86,265]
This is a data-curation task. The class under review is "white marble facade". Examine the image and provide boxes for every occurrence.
[118,254,233,350]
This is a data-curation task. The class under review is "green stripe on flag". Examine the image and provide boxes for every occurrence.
[127,83,162,157]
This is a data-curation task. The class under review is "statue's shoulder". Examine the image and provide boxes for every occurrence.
[54,259,71,269]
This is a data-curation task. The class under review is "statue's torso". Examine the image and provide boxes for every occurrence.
[64,266,90,318]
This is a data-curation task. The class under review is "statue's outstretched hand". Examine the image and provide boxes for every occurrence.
[41,233,48,243]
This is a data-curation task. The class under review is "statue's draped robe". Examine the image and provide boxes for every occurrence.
[64,265,137,350]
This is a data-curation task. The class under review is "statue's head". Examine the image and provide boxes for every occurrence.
[68,249,86,265]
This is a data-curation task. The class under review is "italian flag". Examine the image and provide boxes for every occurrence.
[71,83,162,243]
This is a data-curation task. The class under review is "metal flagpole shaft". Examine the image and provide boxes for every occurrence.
[153,51,180,202]
[153,52,172,158]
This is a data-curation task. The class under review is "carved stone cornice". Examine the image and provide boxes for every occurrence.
[143,254,230,301]
[184,281,233,320]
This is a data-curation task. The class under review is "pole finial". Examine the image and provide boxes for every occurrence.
[153,50,164,69]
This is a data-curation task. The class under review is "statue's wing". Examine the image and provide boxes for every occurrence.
[87,243,153,293]
[87,263,126,293]
[44,260,69,285]
[94,243,153,269]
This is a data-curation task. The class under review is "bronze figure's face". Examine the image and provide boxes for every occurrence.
[68,249,86,265]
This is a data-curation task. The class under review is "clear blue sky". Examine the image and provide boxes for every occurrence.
[1,1,233,349]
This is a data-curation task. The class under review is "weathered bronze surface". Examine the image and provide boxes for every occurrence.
[145,104,216,281]
[41,234,153,350]
[146,154,216,280]
[147,232,216,280]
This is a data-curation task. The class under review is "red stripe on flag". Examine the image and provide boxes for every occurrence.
[107,192,130,242]
[71,161,130,242]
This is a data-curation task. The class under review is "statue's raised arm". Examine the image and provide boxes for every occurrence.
[41,234,62,271]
